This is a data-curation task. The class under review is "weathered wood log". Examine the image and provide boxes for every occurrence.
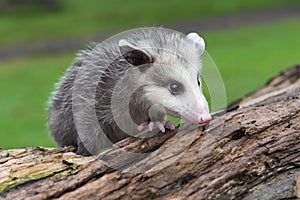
[0,65,299,200]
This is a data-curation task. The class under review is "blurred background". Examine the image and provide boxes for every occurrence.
[0,0,299,149]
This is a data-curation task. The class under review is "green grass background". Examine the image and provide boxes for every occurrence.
[0,0,299,149]
[1,0,295,45]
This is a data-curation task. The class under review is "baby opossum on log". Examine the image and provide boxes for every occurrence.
[48,28,211,155]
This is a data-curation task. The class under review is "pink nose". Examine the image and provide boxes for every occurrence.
[198,113,212,124]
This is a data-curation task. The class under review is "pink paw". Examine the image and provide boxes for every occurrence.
[137,121,176,133]
[62,152,78,157]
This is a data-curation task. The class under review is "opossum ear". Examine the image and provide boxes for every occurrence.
[119,39,152,66]
[185,32,205,56]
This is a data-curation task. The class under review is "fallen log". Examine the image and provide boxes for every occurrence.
[0,65,299,200]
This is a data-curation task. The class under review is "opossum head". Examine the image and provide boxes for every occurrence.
[118,32,211,124]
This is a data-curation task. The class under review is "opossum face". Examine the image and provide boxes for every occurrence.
[119,33,211,124]
[145,64,211,124]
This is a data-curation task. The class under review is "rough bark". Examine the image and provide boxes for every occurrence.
[0,65,299,200]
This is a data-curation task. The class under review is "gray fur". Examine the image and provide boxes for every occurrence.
[48,28,208,155]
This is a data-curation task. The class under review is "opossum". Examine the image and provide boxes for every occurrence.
[48,28,211,155]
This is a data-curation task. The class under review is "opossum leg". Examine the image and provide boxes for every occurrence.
[59,141,91,156]
[137,103,177,133]
[75,141,91,156]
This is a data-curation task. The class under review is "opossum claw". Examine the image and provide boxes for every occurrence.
[165,121,176,130]
[137,120,175,132]
[137,122,149,131]
[156,122,166,133]
[149,122,155,131]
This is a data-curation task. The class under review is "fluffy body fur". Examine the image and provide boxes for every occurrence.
[48,28,211,155]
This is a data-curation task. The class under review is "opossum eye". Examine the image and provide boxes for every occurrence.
[197,72,201,87]
[197,79,201,87]
[169,82,183,95]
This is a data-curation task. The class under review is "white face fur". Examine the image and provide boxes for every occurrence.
[119,32,211,124]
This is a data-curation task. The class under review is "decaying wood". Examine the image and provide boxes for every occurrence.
[0,65,299,200]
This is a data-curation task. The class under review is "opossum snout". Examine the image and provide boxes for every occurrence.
[198,112,212,124]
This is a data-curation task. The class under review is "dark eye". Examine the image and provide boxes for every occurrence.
[197,72,201,87]
[197,78,201,87]
[169,82,182,94]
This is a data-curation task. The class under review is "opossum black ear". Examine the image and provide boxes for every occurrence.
[185,32,205,56]
[119,39,152,67]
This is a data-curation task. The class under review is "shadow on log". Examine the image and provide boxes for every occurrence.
[0,65,299,200]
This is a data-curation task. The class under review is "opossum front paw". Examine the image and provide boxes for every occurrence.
[137,120,176,133]
[137,104,176,133]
